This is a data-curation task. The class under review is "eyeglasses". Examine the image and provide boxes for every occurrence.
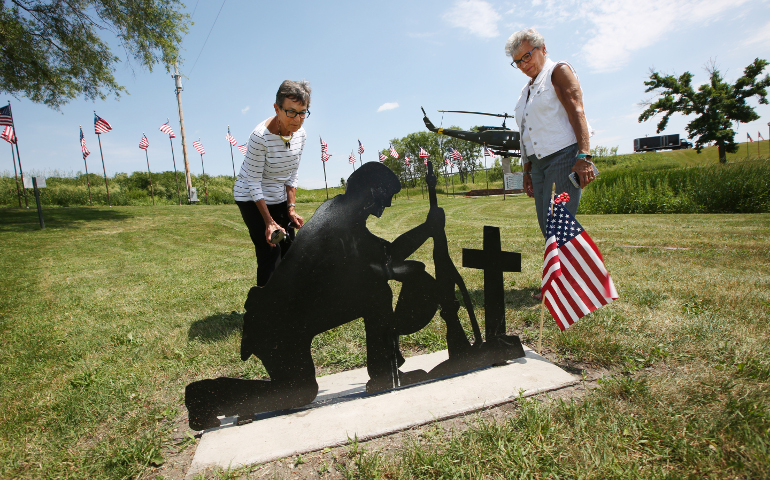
[511,46,538,69]
[281,107,310,119]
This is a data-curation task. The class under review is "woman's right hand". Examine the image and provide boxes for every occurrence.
[523,174,534,197]
[265,221,287,247]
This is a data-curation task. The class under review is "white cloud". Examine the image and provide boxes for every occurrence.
[241,106,250,114]
[443,0,502,38]
[575,0,751,73]
[742,20,770,47]
[377,102,399,112]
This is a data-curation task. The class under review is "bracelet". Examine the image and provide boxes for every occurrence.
[577,153,593,160]
[522,172,531,175]
[287,203,296,208]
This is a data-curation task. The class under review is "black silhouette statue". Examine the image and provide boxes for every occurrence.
[185,161,524,431]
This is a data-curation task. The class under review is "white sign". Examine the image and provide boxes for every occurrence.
[22,176,46,188]
[189,187,198,203]
[504,173,523,191]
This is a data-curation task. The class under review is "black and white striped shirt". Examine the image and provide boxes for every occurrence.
[233,121,306,204]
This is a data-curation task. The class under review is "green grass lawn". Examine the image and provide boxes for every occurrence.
[1,196,769,479]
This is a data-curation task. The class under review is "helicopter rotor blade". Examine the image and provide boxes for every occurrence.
[438,110,511,118]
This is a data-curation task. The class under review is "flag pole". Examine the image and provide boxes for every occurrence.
[199,138,208,205]
[8,102,28,207]
[451,163,455,198]
[228,125,237,181]
[80,126,93,206]
[168,118,182,206]
[144,136,155,206]
[95,122,112,207]
[538,182,557,355]
[10,141,21,208]
[322,158,329,200]
[484,145,490,196]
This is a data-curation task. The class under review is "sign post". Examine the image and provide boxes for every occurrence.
[24,175,46,228]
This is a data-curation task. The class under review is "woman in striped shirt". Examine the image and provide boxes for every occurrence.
[234,80,310,286]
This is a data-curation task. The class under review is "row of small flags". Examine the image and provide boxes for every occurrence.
[319,137,491,170]
[747,132,766,142]
[75,113,250,161]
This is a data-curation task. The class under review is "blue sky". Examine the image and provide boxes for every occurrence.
[6,0,770,189]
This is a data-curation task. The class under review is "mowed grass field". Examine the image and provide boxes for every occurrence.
[1,195,769,479]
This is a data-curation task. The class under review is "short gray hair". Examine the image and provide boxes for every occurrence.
[275,80,311,108]
[505,28,545,58]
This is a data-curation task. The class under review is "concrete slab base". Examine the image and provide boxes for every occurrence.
[187,345,577,477]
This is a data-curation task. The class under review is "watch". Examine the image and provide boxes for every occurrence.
[287,203,296,208]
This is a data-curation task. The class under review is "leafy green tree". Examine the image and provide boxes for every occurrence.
[639,59,770,163]
[0,0,190,109]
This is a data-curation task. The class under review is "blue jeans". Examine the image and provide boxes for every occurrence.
[528,143,582,238]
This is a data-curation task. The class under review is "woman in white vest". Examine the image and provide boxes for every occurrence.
[506,28,596,240]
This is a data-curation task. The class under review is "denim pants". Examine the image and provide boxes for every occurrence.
[528,143,581,238]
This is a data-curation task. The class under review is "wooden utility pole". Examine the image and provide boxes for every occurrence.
[173,62,192,200]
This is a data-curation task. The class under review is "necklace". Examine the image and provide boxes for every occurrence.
[276,120,293,148]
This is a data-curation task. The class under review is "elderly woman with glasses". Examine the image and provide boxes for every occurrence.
[506,28,595,241]
[234,80,311,286]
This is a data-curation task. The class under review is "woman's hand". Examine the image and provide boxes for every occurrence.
[265,221,287,247]
[288,209,304,229]
[571,158,596,187]
[523,173,534,197]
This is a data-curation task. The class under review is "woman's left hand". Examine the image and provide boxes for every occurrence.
[289,210,304,228]
[571,158,596,187]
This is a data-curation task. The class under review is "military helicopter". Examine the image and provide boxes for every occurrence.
[421,107,521,157]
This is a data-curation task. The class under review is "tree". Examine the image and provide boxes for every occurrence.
[639,58,770,163]
[0,0,190,109]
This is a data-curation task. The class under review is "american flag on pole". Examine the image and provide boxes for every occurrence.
[542,193,618,331]
[193,140,205,155]
[160,122,175,138]
[389,144,399,159]
[238,144,248,155]
[322,151,332,162]
[379,152,387,162]
[419,147,430,157]
[226,129,237,146]
[139,134,149,150]
[450,147,463,161]
[1,126,16,144]
[404,155,411,166]
[80,127,90,158]
[484,146,495,156]
[320,137,328,152]
[358,140,365,154]
[0,105,13,127]
[444,154,452,166]
[748,133,754,142]
[760,132,766,141]
[348,152,356,164]
[94,113,112,134]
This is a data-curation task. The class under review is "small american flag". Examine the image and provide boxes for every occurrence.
[193,140,205,155]
[0,105,13,126]
[748,133,754,142]
[450,147,463,161]
[760,132,766,141]
[389,144,399,159]
[226,129,237,146]
[139,134,149,150]
[94,113,112,134]
[419,147,430,158]
[160,122,175,138]
[379,152,387,162]
[484,146,494,156]
[542,193,618,331]
[358,140,365,154]
[320,137,328,152]
[445,155,452,166]
[1,126,16,144]
[80,127,90,158]
[238,144,248,155]
[348,152,356,164]
[404,155,410,166]
[322,151,332,162]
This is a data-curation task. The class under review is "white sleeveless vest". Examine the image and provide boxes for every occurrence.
[514,58,593,160]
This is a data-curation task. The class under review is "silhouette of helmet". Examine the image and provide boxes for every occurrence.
[345,162,401,200]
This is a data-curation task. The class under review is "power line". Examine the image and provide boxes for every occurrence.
[186,0,226,80]
[191,0,200,17]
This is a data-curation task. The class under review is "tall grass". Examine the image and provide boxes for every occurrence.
[581,159,770,214]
